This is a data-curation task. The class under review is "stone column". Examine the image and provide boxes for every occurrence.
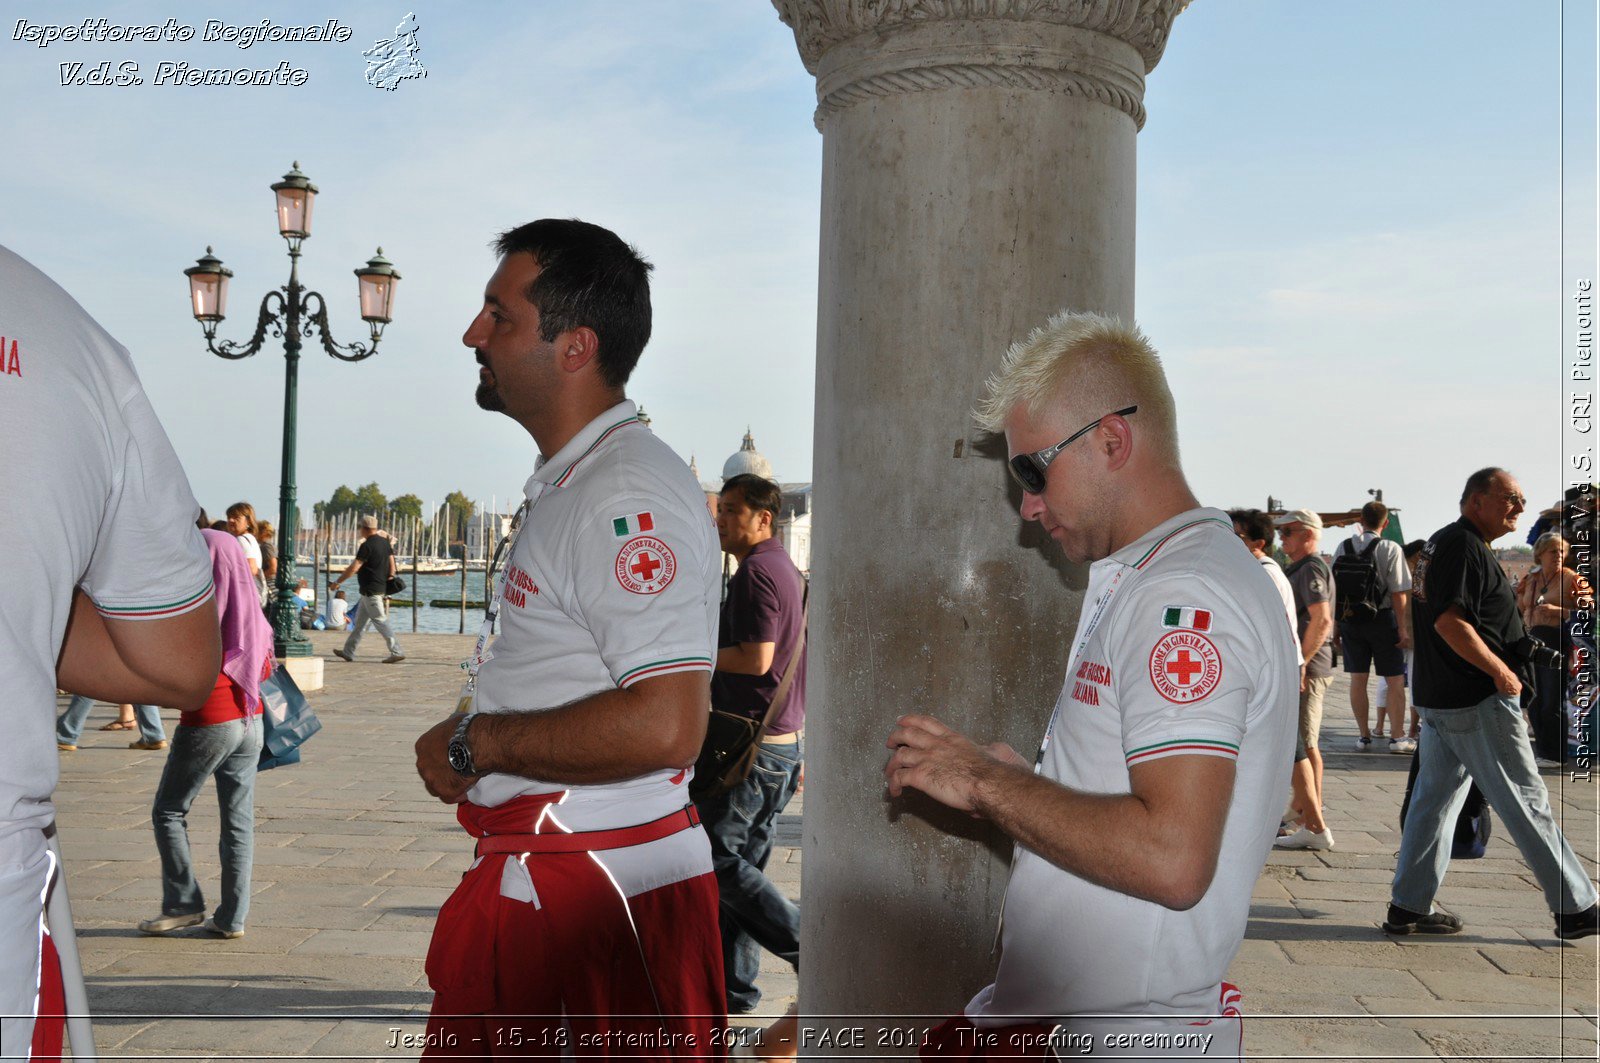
[771,0,1188,1043]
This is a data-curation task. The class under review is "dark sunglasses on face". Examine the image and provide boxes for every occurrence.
[1007,405,1138,495]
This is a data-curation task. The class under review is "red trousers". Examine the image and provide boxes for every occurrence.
[424,798,726,1059]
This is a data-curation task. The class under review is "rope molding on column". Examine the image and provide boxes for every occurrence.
[813,60,1146,130]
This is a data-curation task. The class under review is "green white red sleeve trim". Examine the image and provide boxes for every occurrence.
[615,655,714,688]
[92,579,214,621]
[1124,737,1240,766]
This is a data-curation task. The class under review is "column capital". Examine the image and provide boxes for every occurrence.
[773,0,1189,129]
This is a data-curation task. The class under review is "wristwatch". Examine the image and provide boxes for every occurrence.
[447,712,479,776]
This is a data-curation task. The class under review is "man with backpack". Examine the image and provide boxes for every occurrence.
[1333,501,1414,754]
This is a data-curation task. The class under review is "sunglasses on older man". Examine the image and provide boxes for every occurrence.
[1007,405,1138,495]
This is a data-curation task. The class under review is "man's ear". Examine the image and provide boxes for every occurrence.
[1100,414,1134,472]
[557,326,601,375]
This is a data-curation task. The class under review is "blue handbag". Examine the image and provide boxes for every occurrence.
[258,664,322,770]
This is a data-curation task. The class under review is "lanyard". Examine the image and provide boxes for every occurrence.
[455,489,541,714]
[1035,563,1131,764]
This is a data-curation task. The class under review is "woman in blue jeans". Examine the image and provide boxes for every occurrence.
[138,529,274,939]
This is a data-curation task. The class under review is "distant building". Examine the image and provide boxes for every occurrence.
[704,429,812,575]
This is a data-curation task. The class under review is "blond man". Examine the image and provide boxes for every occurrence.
[886,312,1296,1058]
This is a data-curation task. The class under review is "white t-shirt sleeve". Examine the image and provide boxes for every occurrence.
[568,494,715,689]
[239,533,262,566]
[80,390,212,620]
[1108,580,1252,769]
[1378,539,1411,593]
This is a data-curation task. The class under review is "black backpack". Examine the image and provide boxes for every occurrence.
[1331,537,1386,624]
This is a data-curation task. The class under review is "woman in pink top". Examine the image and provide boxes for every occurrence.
[138,529,275,938]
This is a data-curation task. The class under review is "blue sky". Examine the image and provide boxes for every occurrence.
[1,1,1591,547]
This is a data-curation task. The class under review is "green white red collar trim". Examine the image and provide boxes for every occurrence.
[531,402,642,490]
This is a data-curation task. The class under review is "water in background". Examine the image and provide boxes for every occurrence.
[296,564,494,635]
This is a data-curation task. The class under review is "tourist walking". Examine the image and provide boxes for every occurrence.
[1384,468,1598,940]
[139,528,274,940]
[56,698,165,751]
[329,515,404,663]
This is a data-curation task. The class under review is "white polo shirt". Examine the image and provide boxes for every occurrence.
[465,402,720,888]
[968,509,1297,1024]
[0,244,213,863]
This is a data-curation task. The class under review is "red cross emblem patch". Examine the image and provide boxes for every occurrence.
[615,535,677,595]
[1148,630,1223,704]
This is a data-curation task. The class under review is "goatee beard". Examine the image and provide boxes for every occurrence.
[476,379,505,412]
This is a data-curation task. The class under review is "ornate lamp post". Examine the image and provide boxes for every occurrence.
[184,162,399,657]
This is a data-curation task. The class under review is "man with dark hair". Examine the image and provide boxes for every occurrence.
[413,219,725,1052]
[481,218,655,395]
[1335,500,1414,754]
[697,473,807,1017]
[1384,468,1598,939]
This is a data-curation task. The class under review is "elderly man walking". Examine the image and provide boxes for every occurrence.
[1384,467,1598,940]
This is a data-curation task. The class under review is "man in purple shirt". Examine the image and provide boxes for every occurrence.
[698,473,807,1015]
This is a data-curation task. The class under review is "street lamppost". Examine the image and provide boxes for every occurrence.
[183,162,400,658]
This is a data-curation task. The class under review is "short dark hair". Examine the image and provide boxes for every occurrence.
[721,474,782,521]
[1228,507,1275,550]
[1460,466,1506,505]
[493,219,654,389]
[1360,501,1387,530]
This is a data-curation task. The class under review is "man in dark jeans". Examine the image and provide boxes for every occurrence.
[698,473,806,1014]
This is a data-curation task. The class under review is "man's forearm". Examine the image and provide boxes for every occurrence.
[471,685,705,785]
[1391,591,1410,635]
[715,641,775,676]
[1301,617,1332,663]
[331,560,360,584]
[971,763,1225,911]
[1435,613,1509,679]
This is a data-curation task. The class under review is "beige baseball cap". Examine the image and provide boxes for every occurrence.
[1272,508,1323,530]
[359,515,379,530]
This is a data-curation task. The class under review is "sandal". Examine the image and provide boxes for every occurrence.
[99,720,135,731]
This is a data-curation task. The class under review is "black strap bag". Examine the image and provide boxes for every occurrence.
[690,594,807,802]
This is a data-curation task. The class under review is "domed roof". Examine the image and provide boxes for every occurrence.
[722,428,774,482]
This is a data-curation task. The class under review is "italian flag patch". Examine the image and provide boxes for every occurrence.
[612,511,655,537]
[1162,606,1212,631]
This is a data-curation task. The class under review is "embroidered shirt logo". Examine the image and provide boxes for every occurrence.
[1161,606,1211,631]
[502,564,538,609]
[615,535,676,595]
[611,511,655,537]
[1,336,21,377]
[1148,630,1223,704]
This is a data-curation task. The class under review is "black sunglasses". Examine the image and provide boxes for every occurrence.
[1007,405,1138,494]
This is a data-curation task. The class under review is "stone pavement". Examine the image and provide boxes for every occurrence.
[47,635,1594,1060]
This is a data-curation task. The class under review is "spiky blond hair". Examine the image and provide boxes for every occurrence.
[973,310,1180,465]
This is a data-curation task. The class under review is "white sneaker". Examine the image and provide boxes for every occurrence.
[138,911,203,934]
[202,918,244,939]
[1353,735,1373,752]
[1273,826,1335,851]
[1389,737,1417,755]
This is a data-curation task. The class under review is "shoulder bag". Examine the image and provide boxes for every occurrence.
[690,591,807,802]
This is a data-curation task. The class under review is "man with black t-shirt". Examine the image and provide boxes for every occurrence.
[330,515,405,663]
[1384,467,1597,940]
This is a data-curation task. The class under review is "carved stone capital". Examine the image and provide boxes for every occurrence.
[773,0,1188,129]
